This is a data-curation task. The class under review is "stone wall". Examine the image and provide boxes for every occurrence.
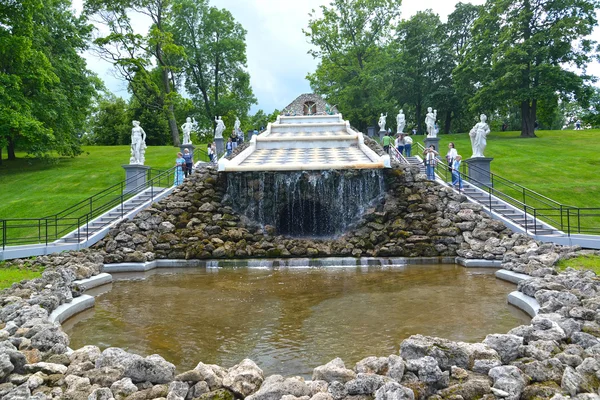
[96,164,517,263]
[3,164,600,399]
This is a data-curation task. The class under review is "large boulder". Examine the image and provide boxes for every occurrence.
[95,348,175,384]
[374,382,414,400]
[488,366,528,400]
[313,358,356,383]
[245,375,311,400]
[222,359,264,398]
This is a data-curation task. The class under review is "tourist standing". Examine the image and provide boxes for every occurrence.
[395,134,405,156]
[207,143,213,162]
[182,148,193,178]
[452,155,463,191]
[576,120,582,130]
[382,131,392,154]
[211,142,217,160]
[226,137,233,156]
[423,145,438,181]
[446,142,457,172]
[174,152,185,186]
[404,134,413,157]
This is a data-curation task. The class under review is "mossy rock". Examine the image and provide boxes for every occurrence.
[266,248,283,257]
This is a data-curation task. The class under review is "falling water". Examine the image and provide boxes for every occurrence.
[224,170,385,237]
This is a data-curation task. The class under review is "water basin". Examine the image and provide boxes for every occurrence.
[63,263,530,377]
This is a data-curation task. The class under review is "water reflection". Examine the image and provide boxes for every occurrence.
[64,264,530,377]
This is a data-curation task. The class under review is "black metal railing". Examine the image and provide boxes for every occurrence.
[1,166,177,250]
[410,142,600,236]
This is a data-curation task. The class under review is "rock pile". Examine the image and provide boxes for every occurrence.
[2,164,600,398]
[97,164,518,263]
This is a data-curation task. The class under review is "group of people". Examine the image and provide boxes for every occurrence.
[174,148,194,186]
[422,142,463,190]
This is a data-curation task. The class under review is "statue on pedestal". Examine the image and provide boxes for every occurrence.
[130,120,146,165]
[425,107,437,138]
[181,117,198,145]
[469,114,491,158]
[214,116,226,139]
[378,113,387,131]
[234,117,241,133]
[396,110,406,133]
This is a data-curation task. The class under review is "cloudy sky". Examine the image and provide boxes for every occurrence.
[74,0,599,113]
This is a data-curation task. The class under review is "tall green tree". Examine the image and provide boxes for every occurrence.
[461,0,599,137]
[89,94,130,145]
[0,0,98,162]
[85,0,184,146]
[169,0,255,131]
[304,0,402,131]
[390,10,442,134]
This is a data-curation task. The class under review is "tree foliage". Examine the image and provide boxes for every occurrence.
[0,0,99,162]
[459,0,599,137]
[305,0,402,131]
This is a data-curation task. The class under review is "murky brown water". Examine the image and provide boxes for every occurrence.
[64,264,529,377]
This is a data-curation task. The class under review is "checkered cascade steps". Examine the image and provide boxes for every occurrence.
[239,146,372,167]
[265,130,353,138]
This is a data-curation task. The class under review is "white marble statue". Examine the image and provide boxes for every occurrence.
[181,117,198,145]
[469,114,491,158]
[378,113,387,131]
[425,107,437,138]
[396,110,406,133]
[130,120,147,165]
[234,117,241,133]
[214,116,226,139]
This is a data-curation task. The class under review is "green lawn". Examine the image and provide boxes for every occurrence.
[0,145,208,219]
[0,265,43,290]
[428,129,600,209]
[557,255,600,275]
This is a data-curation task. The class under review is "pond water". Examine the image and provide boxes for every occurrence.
[64,264,530,377]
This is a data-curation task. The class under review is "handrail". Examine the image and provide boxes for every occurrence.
[0,165,177,250]
[413,142,600,236]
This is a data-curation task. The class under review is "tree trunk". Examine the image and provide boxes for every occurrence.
[161,68,180,146]
[416,102,422,134]
[7,137,16,160]
[520,99,537,138]
[0,146,2,165]
[444,111,452,134]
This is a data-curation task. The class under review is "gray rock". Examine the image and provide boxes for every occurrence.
[88,387,115,400]
[517,358,564,384]
[70,345,102,366]
[561,366,582,396]
[572,332,600,349]
[355,356,389,375]
[4,384,32,400]
[246,375,311,400]
[24,362,68,375]
[472,359,502,375]
[345,373,390,395]
[488,366,528,400]
[387,355,405,382]
[193,362,226,390]
[327,381,347,400]
[521,340,559,361]
[313,358,356,383]
[167,381,189,399]
[309,393,334,400]
[222,359,264,398]
[483,334,523,363]
[529,315,567,342]
[95,348,175,384]
[400,335,469,370]
[306,380,328,395]
[84,366,125,387]
[374,382,414,400]
[0,353,14,381]
[110,377,138,399]
[438,379,491,400]
[30,326,69,352]
[405,356,448,391]
[188,381,210,398]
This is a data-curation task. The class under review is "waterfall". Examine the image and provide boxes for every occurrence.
[224,170,385,237]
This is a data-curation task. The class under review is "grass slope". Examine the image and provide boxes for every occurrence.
[0,265,43,290]
[0,146,207,219]
[427,129,599,208]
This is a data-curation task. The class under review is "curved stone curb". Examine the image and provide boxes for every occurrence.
[455,257,502,268]
[495,269,532,284]
[73,272,113,290]
[48,294,95,324]
[507,291,540,318]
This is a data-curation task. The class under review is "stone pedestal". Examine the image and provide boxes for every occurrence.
[367,126,376,138]
[215,137,224,157]
[122,164,150,194]
[424,136,440,152]
[378,130,387,142]
[464,157,494,188]
[179,144,195,161]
